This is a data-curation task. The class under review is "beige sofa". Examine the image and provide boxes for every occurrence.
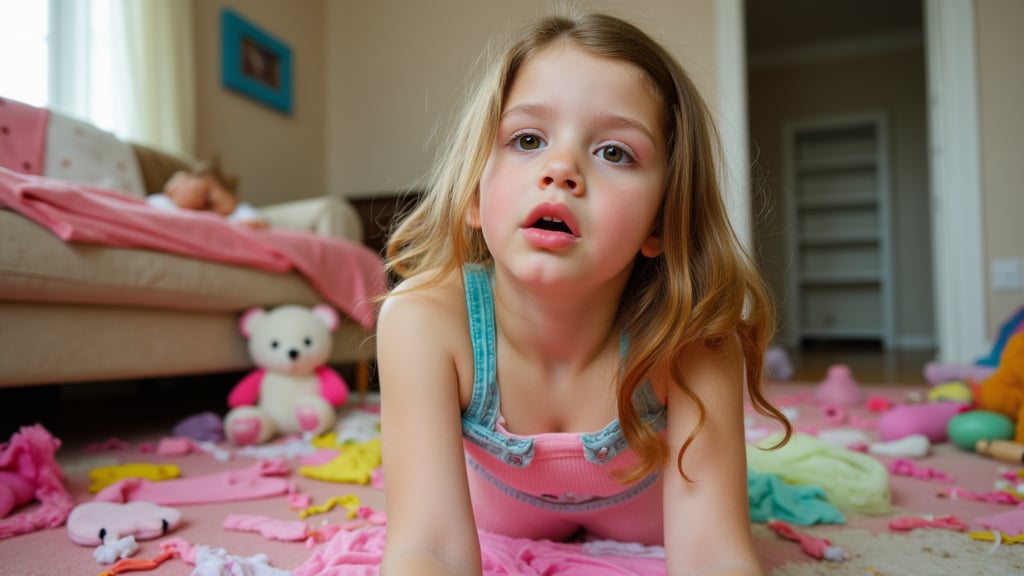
[0,144,376,391]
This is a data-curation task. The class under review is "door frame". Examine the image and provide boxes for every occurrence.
[715,0,986,363]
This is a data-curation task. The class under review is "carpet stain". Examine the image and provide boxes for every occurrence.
[760,527,1024,576]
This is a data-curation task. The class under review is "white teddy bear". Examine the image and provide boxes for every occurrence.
[224,304,350,445]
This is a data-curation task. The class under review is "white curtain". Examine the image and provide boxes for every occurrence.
[50,0,195,156]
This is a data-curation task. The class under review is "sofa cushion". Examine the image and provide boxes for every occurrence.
[0,209,324,312]
[44,111,148,198]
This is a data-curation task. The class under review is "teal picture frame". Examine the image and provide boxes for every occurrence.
[221,8,293,115]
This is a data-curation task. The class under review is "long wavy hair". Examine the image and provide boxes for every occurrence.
[385,10,791,483]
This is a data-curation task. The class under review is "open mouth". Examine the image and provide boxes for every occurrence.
[530,216,573,234]
[523,203,580,238]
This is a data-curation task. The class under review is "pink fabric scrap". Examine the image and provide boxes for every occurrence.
[887,459,953,483]
[0,424,76,540]
[0,97,48,175]
[289,493,313,510]
[767,520,847,563]
[93,459,291,506]
[939,487,1023,506]
[974,509,1024,536]
[0,168,386,329]
[85,438,132,453]
[155,437,200,457]
[223,513,309,542]
[889,515,968,532]
[293,526,666,575]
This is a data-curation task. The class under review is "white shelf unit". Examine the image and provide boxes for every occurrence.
[783,113,894,348]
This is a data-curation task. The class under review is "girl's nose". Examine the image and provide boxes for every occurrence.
[539,150,584,196]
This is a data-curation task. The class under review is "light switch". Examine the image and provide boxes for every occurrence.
[992,258,1024,291]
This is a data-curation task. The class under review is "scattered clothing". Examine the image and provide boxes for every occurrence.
[747,471,846,526]
[293,525,666,575]
[88,463,180,493]
[747,433,893,515]
[93,459,292,506]
[299,439,381,485]
[0,425,76,540]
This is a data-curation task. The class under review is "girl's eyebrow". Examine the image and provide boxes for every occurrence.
[501,103,657,148]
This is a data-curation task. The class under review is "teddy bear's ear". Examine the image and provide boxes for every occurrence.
[240,307,266,338]
[312,304,339,332]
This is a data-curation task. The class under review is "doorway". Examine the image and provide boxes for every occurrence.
[744,0,931,355]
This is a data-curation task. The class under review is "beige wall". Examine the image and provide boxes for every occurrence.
[977,0,1024,337]
[323,0,716,198]
[193,0,327,207]
[748,48,932,346]
[187,1,1021,345]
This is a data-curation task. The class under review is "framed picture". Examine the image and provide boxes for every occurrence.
[220,8,293,115]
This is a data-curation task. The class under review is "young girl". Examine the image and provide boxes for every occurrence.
[377,10,790,576]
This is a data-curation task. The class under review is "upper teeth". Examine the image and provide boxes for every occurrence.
[542,216,563,223]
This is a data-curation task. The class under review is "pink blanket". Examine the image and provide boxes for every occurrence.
[293,526,665,575]
[0,168,386,329]
[0,97,48,175]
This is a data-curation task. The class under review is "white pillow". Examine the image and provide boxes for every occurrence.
[43,111,147,198]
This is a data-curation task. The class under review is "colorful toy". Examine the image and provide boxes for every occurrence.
[876,402,968,442]
[975,439,1024,464]
[977,331,1024,443]
[66,501,182,546]
[927,380,974,403]
[0,424,75,539]
[224,304,350,445]
[946,410,1015,451]
[815,364,864,407]
[976,305,1024,368]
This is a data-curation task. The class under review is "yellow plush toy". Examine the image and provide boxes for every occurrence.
[977,331,1024,443]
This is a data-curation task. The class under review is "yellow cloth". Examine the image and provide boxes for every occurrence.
[88,462,181,492]
[299,439,381,484]
[747,433,893,515]
[298,494,361,519]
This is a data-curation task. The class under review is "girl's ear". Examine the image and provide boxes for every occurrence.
[640,234,663,258]
[465,189,482,229]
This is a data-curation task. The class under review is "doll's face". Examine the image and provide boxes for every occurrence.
[165,173,211,211]
[165,173,237,214]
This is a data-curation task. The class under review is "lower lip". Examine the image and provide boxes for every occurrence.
[521,228,578,250]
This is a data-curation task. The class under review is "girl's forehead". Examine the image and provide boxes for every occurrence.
[506,43,659,109]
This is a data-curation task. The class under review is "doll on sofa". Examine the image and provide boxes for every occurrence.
[146,157,268,229]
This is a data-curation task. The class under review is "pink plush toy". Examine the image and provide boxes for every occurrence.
[877,402,969,442]
[66,501,182,546]
[815,364,865,408]
[224,304,350,445]
[0,472,35,519]
[0,424,75,540]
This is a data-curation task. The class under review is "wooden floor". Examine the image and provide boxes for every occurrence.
[783,344,937,386]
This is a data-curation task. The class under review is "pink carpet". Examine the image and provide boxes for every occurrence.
[0,381,1022,575]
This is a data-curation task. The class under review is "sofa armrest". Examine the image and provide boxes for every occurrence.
[259,196,364,243]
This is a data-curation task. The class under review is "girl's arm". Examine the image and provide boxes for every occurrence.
[377,287,482,576]
[662,335,764,576]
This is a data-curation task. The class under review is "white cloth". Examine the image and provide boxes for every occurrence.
[146,192,263,223]
[44,110,147,198]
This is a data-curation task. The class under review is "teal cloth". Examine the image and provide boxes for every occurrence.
[747,432,894,515]
[748,471,846,525]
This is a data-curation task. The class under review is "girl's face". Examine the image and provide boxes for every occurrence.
[473,42,667,289]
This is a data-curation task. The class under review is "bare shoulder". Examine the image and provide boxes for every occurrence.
[378,271,468,345]
[377,271,475,407]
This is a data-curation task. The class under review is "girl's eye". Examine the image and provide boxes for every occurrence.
[512,133,545,151]
[597,145,632,164]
